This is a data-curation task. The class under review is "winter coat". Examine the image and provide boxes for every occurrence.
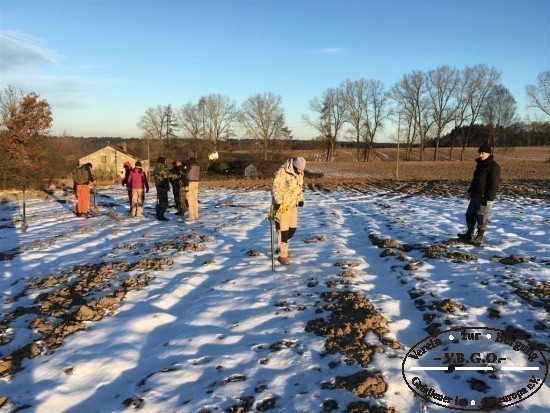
[169,166,186,190]
[468,155,501,201]
[183,158,200,181]
[271,159,304,207]
[73,164,94,193]
[78,164,94,185]
[153,163,176,191]
[127,167,149,191]
[122,166,132,188]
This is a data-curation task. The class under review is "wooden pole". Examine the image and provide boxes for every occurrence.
[395,112,401,180]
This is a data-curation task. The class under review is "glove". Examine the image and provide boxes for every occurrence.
[275,205,290,218]
[482,200,493,206]
[298,201,304,207]
[279,205,290,213]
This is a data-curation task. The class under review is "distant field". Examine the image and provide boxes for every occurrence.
[200,146,549,199]
[294,146,550,163]
[208,146,550,182]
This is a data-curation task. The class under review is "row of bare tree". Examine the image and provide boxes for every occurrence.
[138,67,549,163]
[137,93,291,162]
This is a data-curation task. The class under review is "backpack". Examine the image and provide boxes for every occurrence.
[73,166,88,184]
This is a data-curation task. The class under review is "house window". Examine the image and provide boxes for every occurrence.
[101,155,107,164]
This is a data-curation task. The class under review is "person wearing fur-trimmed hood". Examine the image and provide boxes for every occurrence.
[271,156,306,265]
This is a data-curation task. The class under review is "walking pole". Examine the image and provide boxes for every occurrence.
[91,184,100,216]
[268,205,275,271]
[21,187,29,233]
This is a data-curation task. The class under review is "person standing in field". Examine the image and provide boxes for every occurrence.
[170,160,184,215]
[457,145,501,245]
[183,155,200,221]
[152,157,175,221]
[176,162,189,217]
[73,162,95,218]
[127,160,149,217]
[271,156,306,265]
[121,161,133,211]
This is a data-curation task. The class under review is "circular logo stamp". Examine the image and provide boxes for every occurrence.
[402,327,548,411]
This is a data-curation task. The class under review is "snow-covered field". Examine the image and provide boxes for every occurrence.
[0,184,548,413]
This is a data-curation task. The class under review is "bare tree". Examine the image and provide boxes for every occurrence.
[178,102,202,156]
[390,71,432,160]
[362,80,391,162]
[200,94,238,153]
[239,92,286,161]
[426,66,460,160]
[137,105,177,155]
[303,87,346,161]
[525,70,550,117]
[455,64,501,160]
[341,79,367,161]
[481,84,517,149]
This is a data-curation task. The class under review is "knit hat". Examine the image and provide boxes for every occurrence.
[292,156,306,170]
[123,161,132,168]
[135,161,142,167]
[478,145,492,154]
[157,156,165,164]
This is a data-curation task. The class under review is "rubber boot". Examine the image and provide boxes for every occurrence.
[457,228,474,241]
[277,242,291,265]
[472,229,484,245]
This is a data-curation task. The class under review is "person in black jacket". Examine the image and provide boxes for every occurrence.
[457,145,501,245]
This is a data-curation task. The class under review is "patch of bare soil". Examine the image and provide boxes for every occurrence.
[306,280,401,412]
[0,259,172,378]
[510,279,550,313]
[0,226,216,410]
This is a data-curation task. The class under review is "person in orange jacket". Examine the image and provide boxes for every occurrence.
[73,163,95,217]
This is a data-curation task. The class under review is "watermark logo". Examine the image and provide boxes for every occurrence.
[402,327,547,411]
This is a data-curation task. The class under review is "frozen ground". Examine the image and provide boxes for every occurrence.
[0,184,548,413]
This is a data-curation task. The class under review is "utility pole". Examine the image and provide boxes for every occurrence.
[395,112,401,180]
[146,137,150,175]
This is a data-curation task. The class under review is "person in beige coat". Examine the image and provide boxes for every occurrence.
[271,157,306,265]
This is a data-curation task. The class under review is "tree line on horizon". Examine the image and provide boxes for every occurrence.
[136,65,550,163]
[0,67,549,188]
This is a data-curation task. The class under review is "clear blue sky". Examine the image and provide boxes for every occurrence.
[1,0,549,140]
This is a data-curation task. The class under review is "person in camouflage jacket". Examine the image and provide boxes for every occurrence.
[271,157,306,265]
[152,157,178,221]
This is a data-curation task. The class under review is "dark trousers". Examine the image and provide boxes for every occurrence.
[465,198,492,231]
[172,187,181,212]
[156,189,169,217]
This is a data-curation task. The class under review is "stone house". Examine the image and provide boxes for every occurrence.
[78,143,149,180]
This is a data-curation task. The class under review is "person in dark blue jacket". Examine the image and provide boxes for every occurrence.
[457,145,501,245]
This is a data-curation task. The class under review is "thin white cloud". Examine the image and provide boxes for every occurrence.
[1,73,121,109]
[0,30,59,71]
[313,48,347,55]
